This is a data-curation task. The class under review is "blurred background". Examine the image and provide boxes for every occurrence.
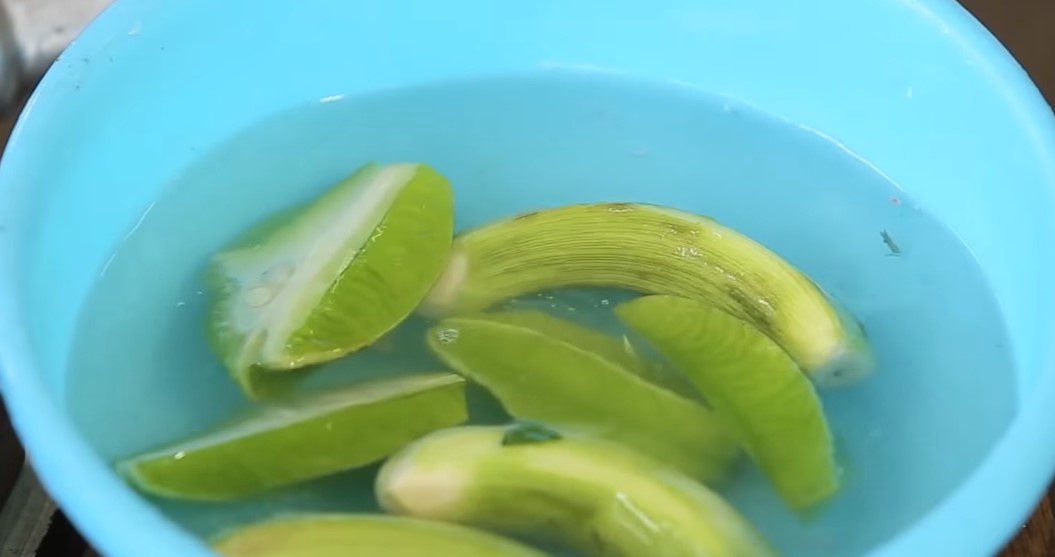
[0,0,1053,555]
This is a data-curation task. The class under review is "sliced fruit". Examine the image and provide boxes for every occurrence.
[377,425,773,557]
[422,202,871,386]
[117,373,467,501]
[207,162,454,397]
[467,309,698,398]
[426,311,737,480]
[617,295,838,508]
[213,515,546,557]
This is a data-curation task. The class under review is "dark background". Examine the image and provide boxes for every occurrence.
[2,0,1055,555]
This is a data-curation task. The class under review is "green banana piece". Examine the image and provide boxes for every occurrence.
[377,425,774,557]
[422,203,871,387]
[618,295,838,509]
[426,311,738,480]
[214,515,548,557]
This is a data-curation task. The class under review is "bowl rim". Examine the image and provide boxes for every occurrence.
[1,0,1054,555]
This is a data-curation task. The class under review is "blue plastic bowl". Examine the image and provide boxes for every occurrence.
[2,0,1055,555]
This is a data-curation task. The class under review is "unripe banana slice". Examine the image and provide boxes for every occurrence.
[377,425,774,557]
[423,203,871,387]
[214,515,547,556]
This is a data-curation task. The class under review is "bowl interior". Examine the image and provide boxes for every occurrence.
[2,1,1055,556]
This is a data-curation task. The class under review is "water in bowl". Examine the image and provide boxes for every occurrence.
[64,72,1015,556]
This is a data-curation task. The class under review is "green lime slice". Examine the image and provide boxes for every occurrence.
[207,162,454,397]
[378,425,773,557]
[617,295,838,509]
[214,515,547,557]
[426,311,738,481]
[469,310,697,398]
[117,373,467,501]
[422,202,871,387]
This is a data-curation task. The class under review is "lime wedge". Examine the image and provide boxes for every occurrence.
[378,426,773,556]
[214,515,546,557]
[117,373,467,501]
[426,311,738,481]
[617,295,838,508]
[207,163,454,397]
[469,310,696,397]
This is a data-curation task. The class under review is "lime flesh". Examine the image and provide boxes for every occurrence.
[207,162,454,397]
[117,373,467,500]
[469,309,697,397]
[426,311,738,481]
[617,295,838,508]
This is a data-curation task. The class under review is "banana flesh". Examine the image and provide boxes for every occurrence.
[377,426,774,557]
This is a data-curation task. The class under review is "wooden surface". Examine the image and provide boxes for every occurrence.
[1002,490,1055,556]
[0,2,1053,556]
[960,0,1055,106]
[0,401,23,519]
[956,3,1055,555]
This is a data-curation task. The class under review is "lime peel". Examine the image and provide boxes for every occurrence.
[118,373,467,501]
[426,310,738,481]
[617,295,839,509]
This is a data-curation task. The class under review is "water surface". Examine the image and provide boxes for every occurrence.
[66,73,1015,555]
